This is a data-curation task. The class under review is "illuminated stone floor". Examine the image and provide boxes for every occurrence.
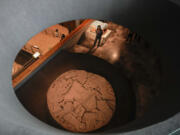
[16,51,135,132]
[68,22,161,118]
[15,22,161,132]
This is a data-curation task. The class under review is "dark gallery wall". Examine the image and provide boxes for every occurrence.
[0,0,180,135]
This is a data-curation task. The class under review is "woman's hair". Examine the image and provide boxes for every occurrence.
[97,25,101,30]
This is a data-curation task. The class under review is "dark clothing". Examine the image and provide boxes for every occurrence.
[96,29,103,39]
[93,28,103,47]
[93,36,101,47]
[61,34,65,40]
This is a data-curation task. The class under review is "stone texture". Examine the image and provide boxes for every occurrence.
[68,21,161,118]
[47,70,116,132]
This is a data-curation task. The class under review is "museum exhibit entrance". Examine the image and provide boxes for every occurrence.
[12,19,162,133]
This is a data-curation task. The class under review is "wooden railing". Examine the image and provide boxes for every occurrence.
[12,19,93,88]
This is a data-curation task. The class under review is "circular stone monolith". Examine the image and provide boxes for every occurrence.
[47,70,116,132]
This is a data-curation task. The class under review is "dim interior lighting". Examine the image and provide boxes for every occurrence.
[11,18,163,133]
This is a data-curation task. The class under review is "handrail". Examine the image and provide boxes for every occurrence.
[12,19,93,88]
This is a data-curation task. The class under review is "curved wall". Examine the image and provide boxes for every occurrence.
[0,0,180,135]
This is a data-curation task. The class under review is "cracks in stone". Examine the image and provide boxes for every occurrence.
[60,78,73,96]
[48,70,115,132]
